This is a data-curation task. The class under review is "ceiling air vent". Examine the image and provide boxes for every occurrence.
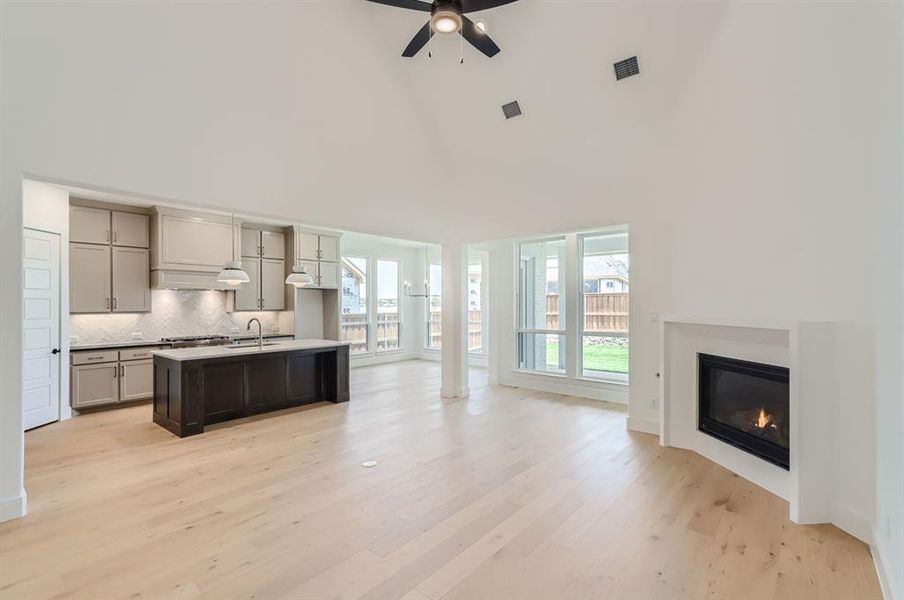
[613,56,640,81]
[502,100,522,120]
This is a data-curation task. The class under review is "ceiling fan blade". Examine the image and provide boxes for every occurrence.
[461,16,501,57]
[402,21,432,57]
[460,0,519,13]
[366,0,432,12]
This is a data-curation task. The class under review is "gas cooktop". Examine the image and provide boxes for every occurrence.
[159,335,232,348]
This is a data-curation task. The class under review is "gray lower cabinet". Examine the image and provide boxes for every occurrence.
[72,362,119,408]
[120,359,153,401]
[71,348,157,409]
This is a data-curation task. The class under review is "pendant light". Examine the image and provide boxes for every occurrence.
[285,264,315,288]
[216,212,250,286]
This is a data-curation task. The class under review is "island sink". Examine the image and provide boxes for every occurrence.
[151,340,350,437]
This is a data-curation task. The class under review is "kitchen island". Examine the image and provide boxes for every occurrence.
[152,339,349,437]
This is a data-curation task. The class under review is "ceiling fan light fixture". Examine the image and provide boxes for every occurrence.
[431,8,462,34]
[475,21,487,33]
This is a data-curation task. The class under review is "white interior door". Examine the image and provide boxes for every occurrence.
[23,229,61,430]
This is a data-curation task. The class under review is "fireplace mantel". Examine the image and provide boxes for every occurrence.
[658,316,833,527]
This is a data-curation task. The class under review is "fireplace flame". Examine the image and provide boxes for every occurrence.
[756,407,771,429]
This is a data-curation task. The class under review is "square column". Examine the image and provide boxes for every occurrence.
[440,243,469,398]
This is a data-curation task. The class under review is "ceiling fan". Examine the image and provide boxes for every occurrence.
[366,0,519,58]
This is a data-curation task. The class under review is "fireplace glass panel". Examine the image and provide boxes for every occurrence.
[698,353,790,469]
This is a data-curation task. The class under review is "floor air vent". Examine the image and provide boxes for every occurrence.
[614,56,640,81]
[502,101,522,120]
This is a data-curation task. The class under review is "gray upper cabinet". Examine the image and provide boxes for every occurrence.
[300,232,339,263]
[70,203,151,313]
[261,231,285,260]
[234,227,286,311]
[261,258,285,310]
[112,247,151,312]
[319,236,339,263]
[112,211,149,248]
[70,206,111,244]
[318,261,340,289]
[241,228,260,258]
[234,259,261,311]
[70,243,112,313]
[299,233,320,262]
[152,210,233,271]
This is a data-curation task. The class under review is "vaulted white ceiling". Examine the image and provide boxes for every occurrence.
[1,1,724,242]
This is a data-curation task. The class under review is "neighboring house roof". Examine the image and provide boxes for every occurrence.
[342,257,366,281]
[583,255,629,279]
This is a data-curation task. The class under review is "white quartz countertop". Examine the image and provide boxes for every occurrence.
[152,339,348,361]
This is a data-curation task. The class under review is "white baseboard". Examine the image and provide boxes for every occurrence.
[832,504,874,546]
[498,371,628,405]
[440,386,470,398]
[871,537,893,600]
[0,491,26,522]
[626,416,659,435]
[350,351,416,368]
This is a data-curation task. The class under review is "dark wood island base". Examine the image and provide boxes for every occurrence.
[152,343,349,438]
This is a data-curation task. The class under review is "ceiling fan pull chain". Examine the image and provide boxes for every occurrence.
[428,22,433,58]
[460,30,464,64]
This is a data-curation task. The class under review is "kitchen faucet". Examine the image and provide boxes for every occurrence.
[247,318,263,349]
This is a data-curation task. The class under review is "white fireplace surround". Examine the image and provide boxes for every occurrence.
[659,316,833,525]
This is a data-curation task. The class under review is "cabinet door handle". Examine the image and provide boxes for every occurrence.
[106,297,110,309]
[113,298,117,310]
[113,231,117,243]
[120,364,124,377]
[106,230,110,242]
[113,366,118,379]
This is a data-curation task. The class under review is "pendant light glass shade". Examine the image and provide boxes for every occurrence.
[216,212,249,286]
[217,260,250,286]
[285,264,315,287]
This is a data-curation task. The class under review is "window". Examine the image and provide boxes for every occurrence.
[517,238,566,373]
[468,260,483,354]
[580,233,629,378]
[426,263,442,349]
[341,257,368,354]
[376,259,401,352]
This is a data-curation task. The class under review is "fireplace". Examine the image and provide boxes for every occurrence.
[698,353,790,470]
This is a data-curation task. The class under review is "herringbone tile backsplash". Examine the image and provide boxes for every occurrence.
[70,290,293,344]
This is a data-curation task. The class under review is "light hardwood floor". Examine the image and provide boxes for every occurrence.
[0,360,881,600]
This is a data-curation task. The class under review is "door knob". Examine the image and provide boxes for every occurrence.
[51,348,60,354]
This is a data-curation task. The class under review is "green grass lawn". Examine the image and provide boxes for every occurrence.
[546,342,629,374]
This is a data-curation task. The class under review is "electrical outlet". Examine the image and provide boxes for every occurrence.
[131,332,144,340]
[650,312,660,323]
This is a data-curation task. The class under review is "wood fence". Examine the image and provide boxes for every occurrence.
[342,313,400,354]
[426,310,482,352]
[342,292,627,354]
[546,292,628,334]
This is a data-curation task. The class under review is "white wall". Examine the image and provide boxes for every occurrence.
[339,232,426,366]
